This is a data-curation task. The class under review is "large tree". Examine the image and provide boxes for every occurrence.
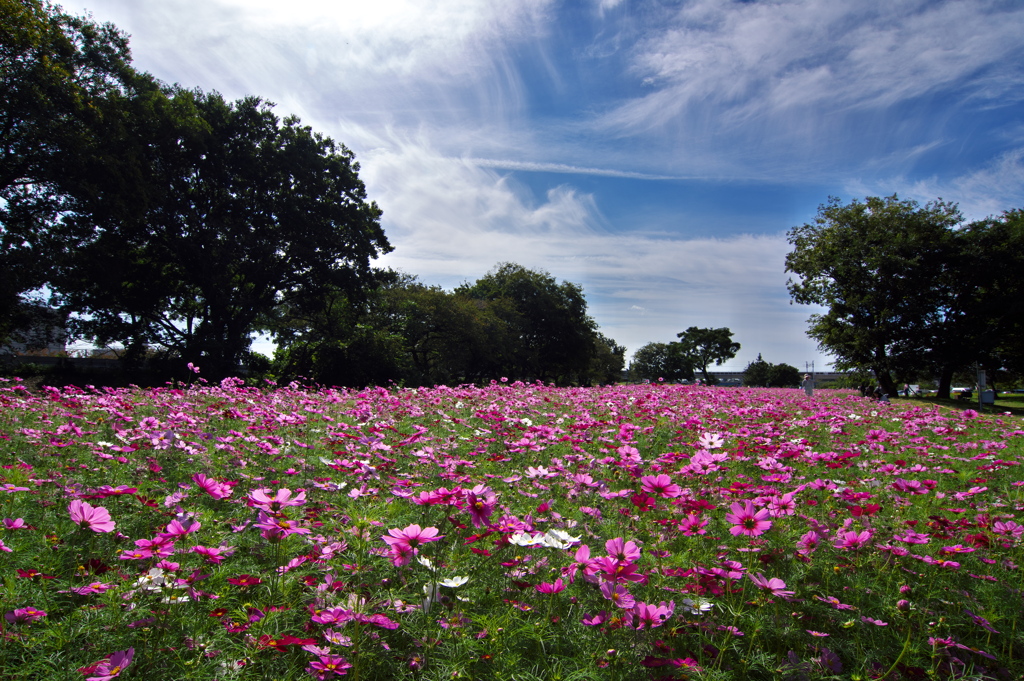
[675,327,740,383]
[0,0,136,344]
[785,195,962,396]
[628,341,693,382]
[457,263,598,384]
[52,91,390,376]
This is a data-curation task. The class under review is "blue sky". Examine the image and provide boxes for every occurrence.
[76,0,1024,371]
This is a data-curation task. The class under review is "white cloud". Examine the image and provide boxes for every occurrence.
[596,0,1024,176]
[361,140,828,369]
[848,147,1024,220]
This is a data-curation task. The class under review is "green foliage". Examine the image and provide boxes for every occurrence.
[674,326,740,382]
[628,341,693,382]
[587,332,626,385]
[743,354,801,387]
[457,263,600,385]
[272,265,624,388]
[49,90,390,378]
[0,0,135,345]
[785,195,1024,398]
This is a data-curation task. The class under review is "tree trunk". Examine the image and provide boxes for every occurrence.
[936,366,953,399]
[874,369,898,397]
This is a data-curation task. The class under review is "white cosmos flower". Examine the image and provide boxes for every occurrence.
[680,598,714,615]
[541,529,581,549]
[508,532,546,547]
[440,576,469,588]
[698,432,725,449]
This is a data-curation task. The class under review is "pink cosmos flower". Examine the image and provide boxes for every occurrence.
[161,518,201,538]
[632,600,675,629]
[5,607,46,623]
[247,487,306,511]
[565,544,598,583]
[678,513,708,535]
[640,474,682,498]
[796,530,822,556]
[536,578,566,595]
[748,573,795,598]
[591,556,647,585]
[599,582,635,609]
[833,529,873,550]
[3,518,26,530]
[192,545,234,564]
[466,484,497,528]
[381,524,443,566]
[605,537,641,562]
[767,492,797,517]
[307,654,352,679]
[82,647,134,681]
[254,511,312,541]
[68,500,115,533]
[130,536,176,558]
[993,520,1024,538]
[724,501,772,537]
[192,474,232,500]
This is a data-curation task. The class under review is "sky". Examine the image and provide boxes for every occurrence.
[74,0,1024,371]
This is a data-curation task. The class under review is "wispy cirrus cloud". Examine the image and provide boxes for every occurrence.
[596,0,1024,178]
[850,146,1024,221]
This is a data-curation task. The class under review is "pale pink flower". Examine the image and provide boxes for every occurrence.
[381,524,443,566]
[247,487,306,511]
[68,500,115,533]
[748,573,795,598]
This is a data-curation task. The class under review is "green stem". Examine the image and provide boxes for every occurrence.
[878,625,913,680]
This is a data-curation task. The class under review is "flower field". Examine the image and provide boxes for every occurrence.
[1,376,1023,680]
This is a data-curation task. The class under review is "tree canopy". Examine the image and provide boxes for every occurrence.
[46,91,390,376]
[786,195,1024,396]
[675,327,740,383]
[1,0,137,346]
[628,342,693,382]
[742,354,800,388]
[456,263,599,384]
[271,265,622,387]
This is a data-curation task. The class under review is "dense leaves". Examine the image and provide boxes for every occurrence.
[273,265,623,387]
[742,353,801,387]
[786,195,1024,397]
[0,0,135,345]
[674,327,740,384]
[51,91,390,377]
[628,341,694,382]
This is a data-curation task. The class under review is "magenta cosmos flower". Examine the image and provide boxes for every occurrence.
[724,501,771,537]
[381,524,443,566]
[83,647,134,681]
[68,500,115,533]
[5,607,46,624]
